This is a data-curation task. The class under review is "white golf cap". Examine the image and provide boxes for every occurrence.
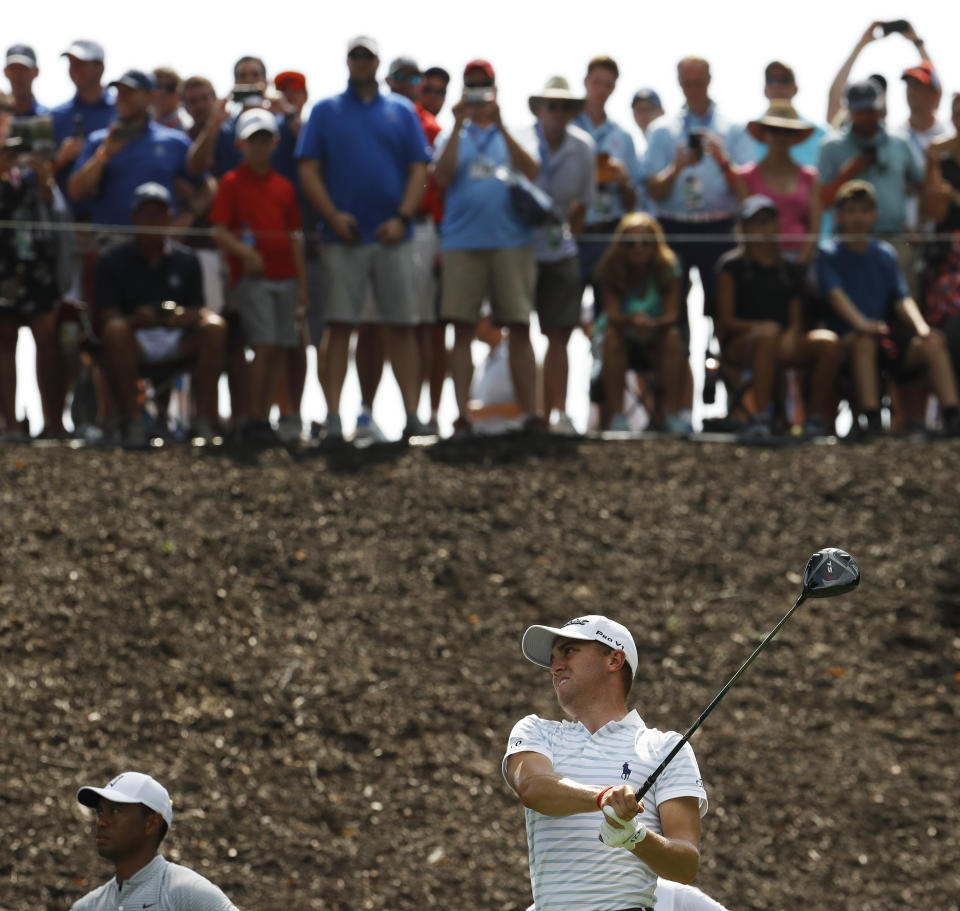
[77,771,173,827]
[61,40,105,63]
[347,35,380,57]
[522,615,638,677]
[236,107,278,140]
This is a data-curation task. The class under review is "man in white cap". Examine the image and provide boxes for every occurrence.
[71,771,238,910]
[503,615,707,911]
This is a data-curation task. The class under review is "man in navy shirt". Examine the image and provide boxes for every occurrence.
[817,180,960,435]
[95,183,226,445]
[69,69,204,230]
[50,41,115,190]
[4,45,47,115]
[297,35,430,441]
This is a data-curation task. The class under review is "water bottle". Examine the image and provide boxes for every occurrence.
[240,222,256,248]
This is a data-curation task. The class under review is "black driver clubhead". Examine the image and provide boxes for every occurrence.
[802,548,860,598]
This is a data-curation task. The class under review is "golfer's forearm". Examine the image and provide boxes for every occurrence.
[515,774,605,817]
[629,834,699,884]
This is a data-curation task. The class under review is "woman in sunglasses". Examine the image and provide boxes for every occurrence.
[735,101,821,263]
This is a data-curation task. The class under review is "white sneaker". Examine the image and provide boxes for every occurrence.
[277,414,303,443]
[551,413,579,435]
[354,410,387,444]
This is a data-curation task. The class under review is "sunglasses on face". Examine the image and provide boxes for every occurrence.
[464,80,494,89]
[392,71,421,84]
[544,101,576,113]
[763,126,796,136]
[421,85,446,96]
[765,75,794,86]
[348,49,376,61]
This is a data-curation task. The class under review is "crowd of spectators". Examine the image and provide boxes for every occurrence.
[2,20,960,446]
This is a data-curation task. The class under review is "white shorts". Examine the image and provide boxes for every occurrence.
[135,327,184,364]
[411,219,439,324]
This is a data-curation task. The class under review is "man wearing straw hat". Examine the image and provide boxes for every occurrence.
[521,77,596,433]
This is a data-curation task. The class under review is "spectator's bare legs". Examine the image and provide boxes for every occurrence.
[249,344,282,421]
[273,345,306,420]
[543,328,572,418]
[416,324,434,413]
[356,325,385,411]
[601,327,628,427]
[179,313,226,423]
[658,326,687,415]
[0,319,18,430]
[100,317,142,421]
[781,329,841,424]
[904,330,960,408]
[386,325,421,414]
[846,332,882,411]
[450,321,476,419]
[321,323,353,418]
[506,323,537,415]
[32,311,66,435]
[724,321,782,416]
[428,323,447,420]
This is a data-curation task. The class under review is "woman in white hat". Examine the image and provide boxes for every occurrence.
[735,101,820,262]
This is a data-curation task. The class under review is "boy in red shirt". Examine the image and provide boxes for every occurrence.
[210,107,307,437]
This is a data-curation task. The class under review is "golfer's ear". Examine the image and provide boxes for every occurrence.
[609,650,626,672]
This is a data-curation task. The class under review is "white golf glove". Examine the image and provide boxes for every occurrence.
[599,804,647,849]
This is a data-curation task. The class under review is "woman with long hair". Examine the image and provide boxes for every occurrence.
[593,212,688,431]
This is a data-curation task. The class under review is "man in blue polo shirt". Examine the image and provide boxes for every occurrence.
[50,41,115,191]
[433,58,543,437]
[69,69,203,230]
[4,45,48,115]
[297,35,430,442]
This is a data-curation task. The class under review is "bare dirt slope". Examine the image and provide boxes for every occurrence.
[1,436,958,911]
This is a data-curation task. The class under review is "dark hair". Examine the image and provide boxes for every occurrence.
[233,56,266,81]
[587,56,619,80]
[595,643,634,697]
[140,804,168,848]
[182,75,215,95]
[423,66,450,84]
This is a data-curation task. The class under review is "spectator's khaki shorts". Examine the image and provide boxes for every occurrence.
[535,254,582,332]
[440,245,535,325]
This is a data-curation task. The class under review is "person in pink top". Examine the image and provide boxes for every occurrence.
[735,101,821,262]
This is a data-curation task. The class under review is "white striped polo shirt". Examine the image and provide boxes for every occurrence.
[70,854,239,911]
[503,710,708,911]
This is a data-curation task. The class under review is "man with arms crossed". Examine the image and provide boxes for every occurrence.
[71,771,238,910]
[504,615,706,911]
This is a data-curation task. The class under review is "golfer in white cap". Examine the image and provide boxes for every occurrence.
[503,616,708,911]
[71,771,238,910]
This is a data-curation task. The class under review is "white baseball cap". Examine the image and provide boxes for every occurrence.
[77,771,173,827]
[522,615,638,677]
[347,36,380,57]
[61,40,105,63]
[236,107,278,140]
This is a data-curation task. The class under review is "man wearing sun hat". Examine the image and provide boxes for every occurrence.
[519,76,596,433]
[503,615,707,911]
[71,771,238,909]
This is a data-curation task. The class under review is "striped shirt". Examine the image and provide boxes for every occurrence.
[71,855,238,911]
[503,710,707,911]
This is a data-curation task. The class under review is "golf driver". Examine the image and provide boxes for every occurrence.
[633,547,860,803]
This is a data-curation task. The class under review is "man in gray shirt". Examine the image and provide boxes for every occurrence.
[71,771,238,911]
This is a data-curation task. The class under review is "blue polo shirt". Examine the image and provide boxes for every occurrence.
[816,239,908,332]
[295,82,430,244]
[17,98,49,116]
[572,113,642,225]
[817,126,923,234]
[73,121,195,226]
[50,92,115,143]
[434,122,535,251]
[644,103,754,219]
